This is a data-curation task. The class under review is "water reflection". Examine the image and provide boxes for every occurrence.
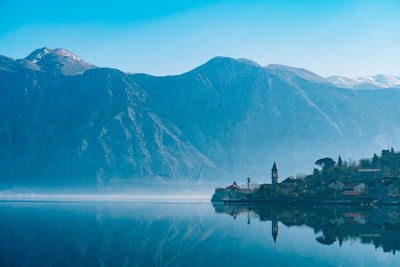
[213,203,400,254]
[1,202,400,266]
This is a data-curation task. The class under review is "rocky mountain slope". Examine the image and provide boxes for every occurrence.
[1,48,400,186]
[0,49,216,186]
[134,57,400,180]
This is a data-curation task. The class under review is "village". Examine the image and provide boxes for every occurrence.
[212,148,400,204]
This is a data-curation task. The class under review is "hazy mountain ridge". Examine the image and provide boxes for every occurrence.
[1,49,400,186]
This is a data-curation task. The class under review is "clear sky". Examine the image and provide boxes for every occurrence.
[1,0,399,77]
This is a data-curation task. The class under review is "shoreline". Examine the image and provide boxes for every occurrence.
[213,199,400,206]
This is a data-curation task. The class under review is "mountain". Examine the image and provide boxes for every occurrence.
[266,64,329,84]
[23,47,95,75]
[327,74,400,90]
[1,49,400,187]
[0,53,216,186]
[0,47,95,76]
[134,57,400,180]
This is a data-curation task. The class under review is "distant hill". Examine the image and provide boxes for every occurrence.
[1,48,400,186]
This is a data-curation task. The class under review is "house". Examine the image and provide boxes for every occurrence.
[343,182,366,196]
[344,182,366,192]
[368,182,391,198]
[280,177,305,187]
[224,182,251,194]
[355,169,381,182]
[226,181,240,190]
[319,178,335,191]
[327,180,345,191]
[368,179,400,199]
[212,182,251,202]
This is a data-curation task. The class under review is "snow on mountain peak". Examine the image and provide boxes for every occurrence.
[23,47,95,75]
[25,47,86,64]
[327,74,400,90]
[25,47,52,64]
[54,48,84,62]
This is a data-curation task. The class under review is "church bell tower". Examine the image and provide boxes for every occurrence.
[271,162,278,185]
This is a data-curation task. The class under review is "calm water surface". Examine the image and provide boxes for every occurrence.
[1,202,400,266]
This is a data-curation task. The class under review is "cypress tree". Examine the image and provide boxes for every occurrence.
[372,153,379,168]
[337,156,343,168]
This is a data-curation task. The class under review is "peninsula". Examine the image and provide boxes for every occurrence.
[212,149,400,205]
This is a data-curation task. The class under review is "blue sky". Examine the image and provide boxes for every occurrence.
[1,0,399,77]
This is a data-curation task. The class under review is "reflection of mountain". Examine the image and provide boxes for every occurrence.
[0,204,223,267]
[213,204,400,253]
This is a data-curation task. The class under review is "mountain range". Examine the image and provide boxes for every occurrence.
[1,47,400,187]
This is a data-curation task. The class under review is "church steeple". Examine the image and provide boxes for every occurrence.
[271,162,279,185]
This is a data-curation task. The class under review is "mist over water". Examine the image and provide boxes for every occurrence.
[0,181,219,203]
[0,193,211,203]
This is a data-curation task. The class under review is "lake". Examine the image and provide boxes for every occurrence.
[0,202,400,266]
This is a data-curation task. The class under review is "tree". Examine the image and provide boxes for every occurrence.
[337,156,343,168]
[359,158,372,169]
[391,147,395,154]
[315,157,336,171]
[313,168,320,176]
[372,153,379,168]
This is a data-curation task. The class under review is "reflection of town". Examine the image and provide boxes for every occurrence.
[212,203,400,253]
